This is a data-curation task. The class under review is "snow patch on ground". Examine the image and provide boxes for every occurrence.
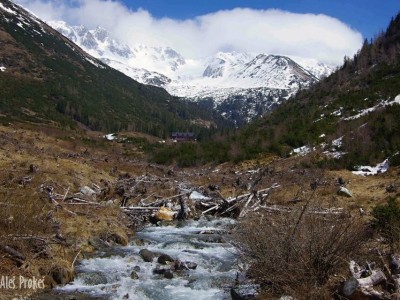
[322,136,346,159]
[104,133,116,141]
[291,145,314,156]
[0,2,16,14]
[0,66,6,72]
[189,191,211,201]
[323,150,346,159]
[344,95,400,121]
[331,108,343,116]
[85,57,106,69]
[352,159,390,176]
[332,136,344,148]
[394,94,400,105]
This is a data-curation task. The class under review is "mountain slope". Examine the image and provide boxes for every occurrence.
[149,12,400,167]
[238,12,400,167]
[48,21,332,126]
[0,0,219,136]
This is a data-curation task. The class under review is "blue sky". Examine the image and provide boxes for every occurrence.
[18,0,398,64]
[121,0,400,40]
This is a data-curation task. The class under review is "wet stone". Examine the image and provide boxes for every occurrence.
[139,249,156,262]
[158,253,174,265]
[164,270,174,279]
[133,265,141,272]
[130,271,139,280]
[78,272,108,286]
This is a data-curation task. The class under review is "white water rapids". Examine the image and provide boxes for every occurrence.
[40,217,239,300]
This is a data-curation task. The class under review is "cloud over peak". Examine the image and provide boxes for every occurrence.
[16,0,363,65]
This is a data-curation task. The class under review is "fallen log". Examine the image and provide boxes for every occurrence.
[357,270,387,287]
[227,183,280,205]
[66,197,101,206]
[142,192,190,207]
[0,245,25,262]
[7,235,47,244]
[343,260,387,299]
[238,194,254,218]
[348,260,387,298]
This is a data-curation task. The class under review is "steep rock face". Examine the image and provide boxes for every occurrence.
[48,20,333,126]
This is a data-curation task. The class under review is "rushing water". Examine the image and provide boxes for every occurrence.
[40,217,239,300]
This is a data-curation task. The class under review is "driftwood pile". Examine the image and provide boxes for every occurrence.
[339,253,400,299]
[120,177,285,228]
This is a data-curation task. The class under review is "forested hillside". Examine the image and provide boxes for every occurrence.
[0,0,222,137]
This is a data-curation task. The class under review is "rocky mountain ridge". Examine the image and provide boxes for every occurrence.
[48,21,334,125]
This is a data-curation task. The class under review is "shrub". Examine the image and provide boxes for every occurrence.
[234,201,367,299]
[372,197,400,252]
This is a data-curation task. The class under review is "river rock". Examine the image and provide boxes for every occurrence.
[50,266,74,285]
[158,253,174,265]
[89,237,108,250]
[80,186,97,196]
[130,270,139,280]
[133,265,141,272]
[79,271,108,285]
[164,270,174,279]
[337,187,353,197]
[153,266,169,275]
[139,249,157,262]
[341,277,359,298]
[154,207,176,221]
[390,254,400,274]
[174,260,198,270]
[231,284,260,300]
[386,183,398,193]
[185,262,198,270]
[153,267,165,275]
[106,233,129,246]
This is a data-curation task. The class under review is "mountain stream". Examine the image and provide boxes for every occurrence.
[37,217,239,300]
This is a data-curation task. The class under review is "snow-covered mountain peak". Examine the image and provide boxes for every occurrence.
[202,52,253,78]
[92,26,109,42]
[47,19,334,125]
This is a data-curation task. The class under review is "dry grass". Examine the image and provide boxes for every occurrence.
[0,122,398,298]
[235,203,369,299]
[0,123,137,296]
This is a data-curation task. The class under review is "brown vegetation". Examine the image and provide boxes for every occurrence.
[234,196,368,299]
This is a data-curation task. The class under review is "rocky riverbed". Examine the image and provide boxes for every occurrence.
[34,217,240,300]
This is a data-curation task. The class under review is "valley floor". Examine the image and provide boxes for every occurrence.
[0,123,398,299]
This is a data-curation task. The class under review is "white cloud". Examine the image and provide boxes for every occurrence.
[16,0,363,65]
